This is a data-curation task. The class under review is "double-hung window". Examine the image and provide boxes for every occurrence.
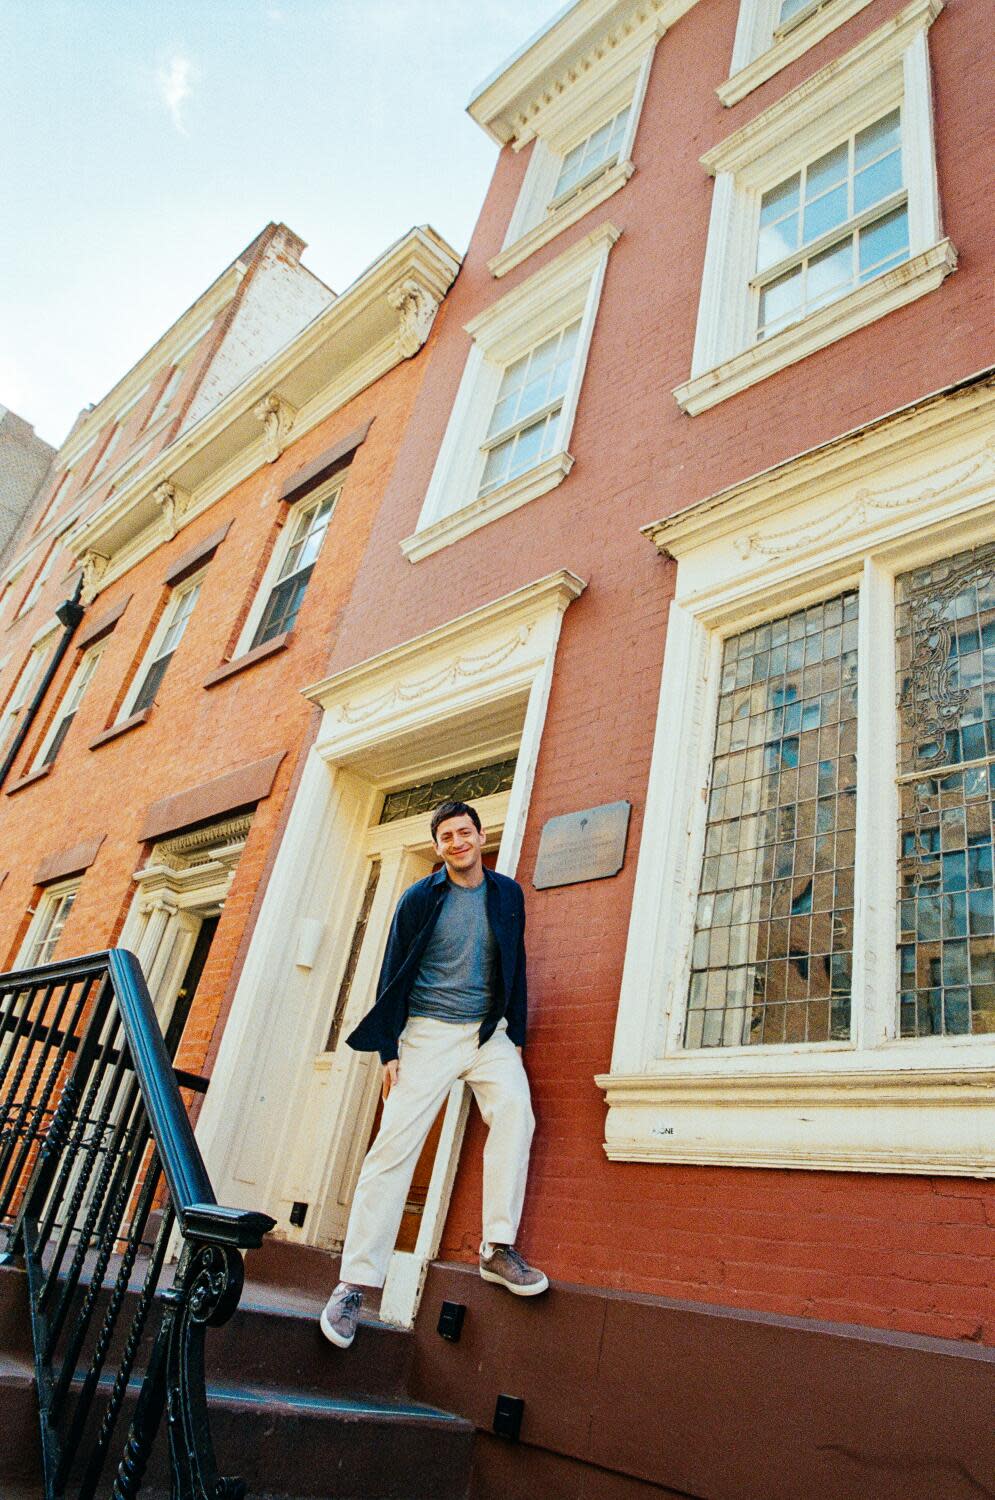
[486,40,653,280]
[126,575,202,716]
[16,545,57,619]
[250,486,338,650]
[404,224,618,563]
[34,646,103,768]
[550,107,632,207]
[478,322,581,500]
[601,382,995,1176]
[22,882,78,966]
[755,111,907,339]
[679,0,953,414]
[721,0,876,106]
[0,633,56,756]
[21,881,80,968]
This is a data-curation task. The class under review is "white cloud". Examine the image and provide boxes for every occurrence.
[157,54,195,135]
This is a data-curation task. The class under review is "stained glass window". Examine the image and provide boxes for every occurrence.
[896,543,995,1037]
[378,758,518,825]
[685,592,858,1048]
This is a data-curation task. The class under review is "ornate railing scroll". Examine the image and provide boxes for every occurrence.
[0,948,275,1498]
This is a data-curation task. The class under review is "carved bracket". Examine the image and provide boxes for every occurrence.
[387,277,439,358]
[253,394,295,464]
[80,550,111,605]
[153,480,191,539]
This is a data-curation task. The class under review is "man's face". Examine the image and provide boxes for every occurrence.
[433,813,486,878]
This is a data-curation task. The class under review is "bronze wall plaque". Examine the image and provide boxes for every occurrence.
[532,801,631,889]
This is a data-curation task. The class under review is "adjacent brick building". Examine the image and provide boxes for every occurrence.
[1,2,992,1495]
[0,406,55,568]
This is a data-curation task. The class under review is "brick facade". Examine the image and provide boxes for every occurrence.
[1,0,992,1391]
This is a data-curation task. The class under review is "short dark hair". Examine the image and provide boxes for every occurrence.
[430,800,482,842]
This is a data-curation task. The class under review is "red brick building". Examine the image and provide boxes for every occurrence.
[2,2,992,1495]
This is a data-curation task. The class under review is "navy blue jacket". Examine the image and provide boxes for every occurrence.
[346,866,527,1065]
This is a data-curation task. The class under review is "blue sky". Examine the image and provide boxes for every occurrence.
[2,1,560,447]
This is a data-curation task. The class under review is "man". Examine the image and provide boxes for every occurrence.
[320,799,547,1349]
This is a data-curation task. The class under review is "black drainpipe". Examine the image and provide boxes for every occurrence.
[0,577,85,793]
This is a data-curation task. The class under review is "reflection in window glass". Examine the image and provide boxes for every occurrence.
[896,543,995,1038]
[479,322,580,499]
[26,887,78,967]
[552,106,631,202]
[251,489,338,649]
[685,592,859,1049]
[132,581,201,713]
[756,110,906,338]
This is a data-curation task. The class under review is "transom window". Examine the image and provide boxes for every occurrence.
[755,109,907,339]
[24,884,79,968]
[552,107,631,204]
[250,487,338,649]
[36,646,103,768]
[479,321,581,500]
[130,577,201,714]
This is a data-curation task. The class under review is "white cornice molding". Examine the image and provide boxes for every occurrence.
[400,453,574,563]
[597,1061,995,1175]
[673,239,957,416]
[718,0,875,108]
[468,0,698,147]
[302,570,586,714]
[646,369,995,564]
[61,228,461,600]
[467,220,621,342]
[703,0,943,177]
[488,160,634,278]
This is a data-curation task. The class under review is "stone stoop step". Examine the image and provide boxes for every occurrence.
[0,1258,475,1500]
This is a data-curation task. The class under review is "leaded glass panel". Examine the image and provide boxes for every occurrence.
[896,542,995,1037]
[378,757,518,825]
[684,592,858,1049]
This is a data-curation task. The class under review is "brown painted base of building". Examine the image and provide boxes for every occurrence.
[409,1263,995,1500]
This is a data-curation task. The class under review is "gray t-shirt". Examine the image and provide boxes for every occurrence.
[407,879,497,1024]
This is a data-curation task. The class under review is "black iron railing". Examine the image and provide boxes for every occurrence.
[0,948,275,1498]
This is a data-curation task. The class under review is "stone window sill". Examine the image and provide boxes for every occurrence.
[400,452,574,564]
[718,0,875,108]
[6,763,53,796]
[203,630,294,688]
[596,1043,995,1175]
[488,161,634,280]
[673,240,957,416]
[89,707,152,749]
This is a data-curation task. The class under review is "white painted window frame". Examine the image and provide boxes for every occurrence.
[233,475,343,658]
[16,544,57,620]
[32,643,104,770]
[490,49,652,279]
[19,878,82,969]
[599,385,995,1176]
[118,567,206,722]
[677,0,953,416]
[402,222,620,564]
[0,626,58,755]
[720,0,876,106]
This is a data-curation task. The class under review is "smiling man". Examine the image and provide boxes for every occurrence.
[320,799,547,1350]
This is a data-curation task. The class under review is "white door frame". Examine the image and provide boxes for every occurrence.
[196,570,585,1326]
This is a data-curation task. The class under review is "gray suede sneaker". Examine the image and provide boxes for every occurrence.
[479,1244,549,1296]
[320,1283,363,1348]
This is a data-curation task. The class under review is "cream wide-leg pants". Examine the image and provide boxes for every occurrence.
[339,1016,535,1288]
